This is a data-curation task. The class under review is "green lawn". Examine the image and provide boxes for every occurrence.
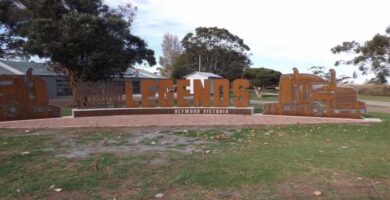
[248,89,278,101]
[1,113,390,199]
[61,107,73,116]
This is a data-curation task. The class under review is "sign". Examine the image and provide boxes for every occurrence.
[263,68,366,119]
[0,68,60,121]
[72,78,252,117]
[125,79,250,107]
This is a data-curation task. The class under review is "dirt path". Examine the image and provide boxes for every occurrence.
[0,114,380,129]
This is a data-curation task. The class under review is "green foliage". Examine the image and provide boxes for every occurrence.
[172,27,252,80]
[331,26,390,84]
[308,66,329,79]
[0,0,156,86]
[242,67,281,88]
[308,66,352,84]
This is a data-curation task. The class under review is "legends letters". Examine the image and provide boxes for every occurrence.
[125,79,250,107]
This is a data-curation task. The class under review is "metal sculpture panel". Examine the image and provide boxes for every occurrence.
[74,81,125,108]
[0,68,60,121]
[263,68,366,119]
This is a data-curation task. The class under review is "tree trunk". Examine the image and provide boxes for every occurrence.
[65,69,80,106]
[254,86,264,98]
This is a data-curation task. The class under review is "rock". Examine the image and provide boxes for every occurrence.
[357,177,363,181]
[205,150,212,154]
[25,130,31,133]
[151,141,157,145]
[16,189,21,193]
[313,191,322,197]
[161,141,168,145]
[21,151,30,155]
[54,188,62,192]
[49,184,55,189]
[155,193,164,198]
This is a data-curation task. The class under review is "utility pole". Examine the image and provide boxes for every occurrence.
[198,54,201,72]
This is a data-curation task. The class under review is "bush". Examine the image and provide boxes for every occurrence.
[352,84,390,96]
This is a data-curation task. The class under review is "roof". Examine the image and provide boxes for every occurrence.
[122,68,166,79]
[184,71,222,79]
[0,60,59,76]
[0,60,166,79]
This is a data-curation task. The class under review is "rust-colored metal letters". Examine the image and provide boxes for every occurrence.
[264,68,366,118]
[125,79,250,107]
[0,68,60,121]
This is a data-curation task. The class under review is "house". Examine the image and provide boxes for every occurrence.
[121,68,167,94]
[184,71,222,94]
[0,60,166,97]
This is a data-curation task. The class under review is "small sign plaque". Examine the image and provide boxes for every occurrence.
[73,107,253,117]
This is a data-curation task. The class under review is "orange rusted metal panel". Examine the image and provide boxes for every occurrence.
[213,79,230,107]
[176,79,191,107]
[263,68,366,119]
[0,68,60,121]
[141,80,157,107]
[193,79,211,107]
[125,80,136,107]
[158,79,174,107]
[233,79,250,107]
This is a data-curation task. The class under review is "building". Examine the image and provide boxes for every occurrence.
[121,68,167,94]
[184,71,222,94]
[0,60,166,97]
[0,60,72,98]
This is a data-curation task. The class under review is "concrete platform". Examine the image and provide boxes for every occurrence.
[0,114,381,129]
[72,107,253,117]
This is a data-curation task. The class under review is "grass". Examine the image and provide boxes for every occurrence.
[61,107,73,116]
[248,89,278,101]
[1,113,390,199]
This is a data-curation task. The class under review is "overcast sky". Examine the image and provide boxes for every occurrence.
[106,0,390,83]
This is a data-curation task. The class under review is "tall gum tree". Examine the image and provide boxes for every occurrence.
[331,25,390,84]
[172,27,252,81]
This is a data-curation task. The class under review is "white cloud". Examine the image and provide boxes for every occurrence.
[105,0,390,83]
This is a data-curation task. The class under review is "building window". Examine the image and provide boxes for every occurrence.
[56,79,72,96]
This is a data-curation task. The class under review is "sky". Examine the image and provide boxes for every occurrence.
[105,0,390,83]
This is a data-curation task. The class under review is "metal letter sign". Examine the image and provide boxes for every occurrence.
[124,79,251,108]
[73,79,253,117]
[0,68,60,121]
[263,68,366,118]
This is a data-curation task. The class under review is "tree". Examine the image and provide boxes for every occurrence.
[0,0,156,90]
[331,25,390,84]
[308,66,352,84]
[158,33,181,78]
[308,66,329,79]
[242,67,281,97]
[172,27,251,81]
